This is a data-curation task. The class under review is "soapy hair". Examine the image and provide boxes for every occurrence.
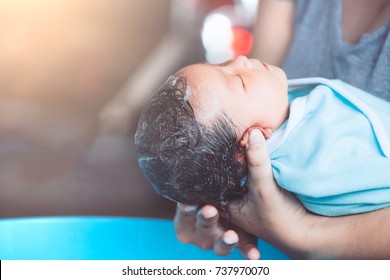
[135,75,248,210]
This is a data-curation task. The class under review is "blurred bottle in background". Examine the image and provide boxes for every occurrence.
[201,0,258,63]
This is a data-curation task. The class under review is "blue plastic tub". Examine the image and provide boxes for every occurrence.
[0,216,288,260]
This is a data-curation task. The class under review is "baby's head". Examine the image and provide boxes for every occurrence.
[135,56,288,210]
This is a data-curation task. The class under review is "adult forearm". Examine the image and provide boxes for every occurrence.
[251,0,295,66]
[303,207,390,259]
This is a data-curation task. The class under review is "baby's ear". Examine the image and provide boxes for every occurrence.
[240,127,273,148]
[235,149,246,164]
[239,130,250,149]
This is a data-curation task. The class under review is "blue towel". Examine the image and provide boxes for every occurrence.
[267,78,390,216]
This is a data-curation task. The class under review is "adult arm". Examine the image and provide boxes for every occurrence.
[229,128,390,259]
[250,0,295,66]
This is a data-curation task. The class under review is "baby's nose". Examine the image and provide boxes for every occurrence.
[232,56,264,70]
[228,56,248,70]
[233,55,249,66]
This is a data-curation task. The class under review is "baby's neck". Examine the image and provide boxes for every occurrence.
[272,104,291,131]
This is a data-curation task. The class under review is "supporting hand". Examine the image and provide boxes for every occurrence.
[174,203,260,259]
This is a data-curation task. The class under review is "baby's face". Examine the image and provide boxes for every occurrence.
[179,56,289,138]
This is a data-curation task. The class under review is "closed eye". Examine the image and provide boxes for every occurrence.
[237,75,245,90]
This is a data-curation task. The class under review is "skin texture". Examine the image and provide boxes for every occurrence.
[229,129,390,259]
[174,0,390,260]
[181,55,289,140]
[175,129,390,259]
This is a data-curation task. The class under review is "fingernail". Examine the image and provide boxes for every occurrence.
[223,230,239,245]
[201,206,218,219]
[178,203,198,212]
[249,129,262,145]
[247,248,260,260]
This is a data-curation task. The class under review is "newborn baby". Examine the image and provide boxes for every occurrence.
[135,56,390,216]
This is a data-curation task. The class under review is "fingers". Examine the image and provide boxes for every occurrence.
[214,229,260,260]
[174,204,222,249]
[245,129,276,192]
[214,230,239,256]
[227,129,281,240]
[227,128,274,217]
[196,205,219,229]
[195,205,223,249]
[175,203,261,259]
[242,245,261,260]
[238,234,260,260]
[174,203,198,243]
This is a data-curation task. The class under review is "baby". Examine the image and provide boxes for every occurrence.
[135,56,390,216]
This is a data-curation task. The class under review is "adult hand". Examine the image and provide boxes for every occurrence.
[173,128,309,259]
[229,128,390,259]
[175,128,390,259]
[228,128,314,258]
[174,203,260,260]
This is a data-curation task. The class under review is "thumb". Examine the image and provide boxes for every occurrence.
[245,129,274,191]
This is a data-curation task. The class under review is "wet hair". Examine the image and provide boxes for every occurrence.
[135,75,248,211]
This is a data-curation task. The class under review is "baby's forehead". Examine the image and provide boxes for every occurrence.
[179,66,230,126]
[178,64,226,94]
[179,63,211,77]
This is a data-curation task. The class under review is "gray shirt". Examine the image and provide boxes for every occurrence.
[283,0,390,101]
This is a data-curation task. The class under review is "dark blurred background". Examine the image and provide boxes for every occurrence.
[0,0,257,219]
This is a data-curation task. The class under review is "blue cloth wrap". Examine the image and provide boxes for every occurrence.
[269,78,390,216]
